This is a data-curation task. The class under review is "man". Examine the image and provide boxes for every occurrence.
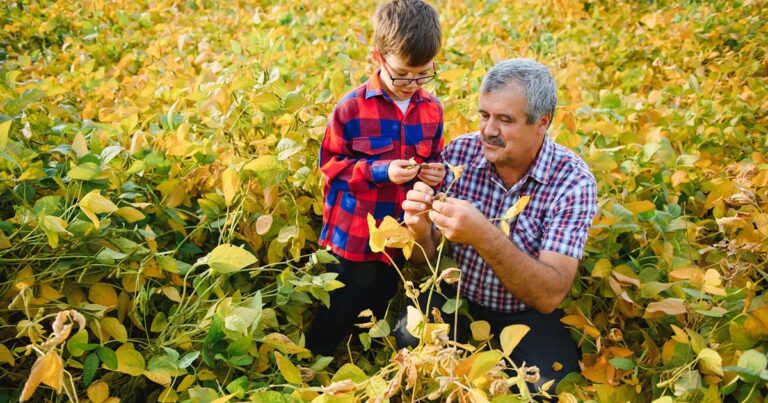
[396,58,598,389]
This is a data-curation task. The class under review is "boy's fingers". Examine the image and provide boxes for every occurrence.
[413,181,435,195]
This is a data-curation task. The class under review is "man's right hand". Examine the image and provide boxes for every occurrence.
[402,181,435,238]
[388,159,420,184]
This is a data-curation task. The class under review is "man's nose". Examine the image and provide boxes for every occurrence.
[481,118,499,135]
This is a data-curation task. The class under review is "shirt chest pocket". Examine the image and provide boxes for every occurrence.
[352,137,393,156]
[512,215,543,254]
[416,139,433,158]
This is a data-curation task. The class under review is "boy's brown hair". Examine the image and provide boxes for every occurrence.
[372,0,441,67]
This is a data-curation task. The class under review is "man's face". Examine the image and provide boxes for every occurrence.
[376,52,435,102]
[478,84,549,170]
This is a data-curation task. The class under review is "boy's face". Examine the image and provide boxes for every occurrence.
[375,51,436,102]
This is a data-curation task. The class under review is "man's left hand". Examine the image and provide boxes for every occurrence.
[429,197,492,245]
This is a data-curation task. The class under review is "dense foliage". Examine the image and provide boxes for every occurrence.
[0,0,766,401]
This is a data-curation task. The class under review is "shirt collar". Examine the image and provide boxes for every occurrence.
[473,134,555,185]
[365,70,430,104]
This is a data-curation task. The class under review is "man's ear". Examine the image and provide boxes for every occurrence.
[537,113,552,136]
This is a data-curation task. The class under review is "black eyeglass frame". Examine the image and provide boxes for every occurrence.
[381,57,437,87]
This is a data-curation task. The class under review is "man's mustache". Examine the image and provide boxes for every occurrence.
[481,134,506,147]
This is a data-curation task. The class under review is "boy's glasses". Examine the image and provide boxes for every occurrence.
[381,58,437,87]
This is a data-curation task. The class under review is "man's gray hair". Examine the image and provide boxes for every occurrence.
[480,59,557,125]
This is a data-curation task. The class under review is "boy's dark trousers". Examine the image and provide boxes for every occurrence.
[306,255,401,356]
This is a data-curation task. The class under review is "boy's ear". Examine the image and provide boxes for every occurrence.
[371,49,383,63]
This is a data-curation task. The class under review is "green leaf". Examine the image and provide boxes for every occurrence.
[200,244,257,274]
[368,320,391,338]
[609,357,635,370]
[97,346,118,370]
[68,162,102,180]
[359,333,372,350]
[441,298,462,314]
[226,375,249,398]
[332,363,367,384]
[179,351,200,369]
[66,330,89,357]
[82,353,100,387]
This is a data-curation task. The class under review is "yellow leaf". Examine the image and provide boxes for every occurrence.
[671,170,688,187]
[72,132,89,159]
[115,207,145,223]
[161,286,182,302]
[405,305,423,338]
[470,320,491,341]
[505,196,531,220]
[367,214,414,258]
[447,162,465,180]
[422,323,450,344]
[130,131,147,155]
[274,352,303,384]
[697,348,723,376]
[20,350,63,401]
[467,350,502,382]
[500,324,530,357]
[211,394,237,403]
[263,333,310,355]
[87,380,110,403]
[552,361,563,372]
[144,369,172,387]
[79,190,118,229]
[102,317,128,343]
[256,214,273,235]
[744,308,768,339]
[670,324,689,344]
[643,298,687,317]
[177,374,196,392]
[201,244,258,274]
[0,119,11,152]
[89,283,118,307]
[624,200,655,215]
[116,344,145,376]
[702,269,726,296]
[440,68,467,82]
[669,266,704,286]
[15,266,35,291]
[0,230,11,249]
[158,387,178,402]
[222,168,239,207]
[591,258,612,278]
[0,344,15,366]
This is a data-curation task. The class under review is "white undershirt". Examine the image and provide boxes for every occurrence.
[394,98,410,115]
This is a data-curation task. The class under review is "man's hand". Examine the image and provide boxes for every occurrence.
[388,159,420,184]
[429,197,492,245]
[417,162,446,188]
[402,181,435,238]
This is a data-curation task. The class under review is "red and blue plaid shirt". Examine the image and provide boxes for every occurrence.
[319,72,444,263]
[442,133,597,312]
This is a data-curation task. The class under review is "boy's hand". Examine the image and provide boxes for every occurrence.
[417,162,445,187]
[388,159,420,184]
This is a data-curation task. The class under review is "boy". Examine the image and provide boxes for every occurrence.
[307,0,445,356]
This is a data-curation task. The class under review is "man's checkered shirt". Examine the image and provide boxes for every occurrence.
[441,133,598,313]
